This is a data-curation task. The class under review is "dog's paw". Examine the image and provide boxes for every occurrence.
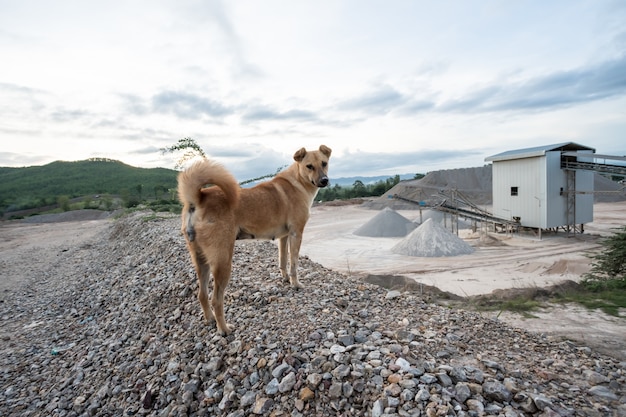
[290,280,304,289]
[203,312,216,323]
[217,324,232,336]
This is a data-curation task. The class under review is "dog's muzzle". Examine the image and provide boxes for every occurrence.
[318,176,329,187]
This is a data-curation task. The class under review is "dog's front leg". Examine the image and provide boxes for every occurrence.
[287,231,304,289]
[278,236,290,284]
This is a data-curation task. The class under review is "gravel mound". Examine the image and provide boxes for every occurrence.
[353,207,417,237]
[392,218,475,257]
[363,166,494,210]
[364,166,626,210]
[1,212,624,416]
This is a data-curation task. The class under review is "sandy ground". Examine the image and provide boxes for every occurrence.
[1,202,624,358]
[300,201,626,359]
[302,202,626,296]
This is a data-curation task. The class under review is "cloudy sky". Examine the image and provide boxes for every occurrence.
[1,0,625,180]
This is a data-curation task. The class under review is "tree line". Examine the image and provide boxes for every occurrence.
[0,159,178,218]
[316,174,424,201]
[2,138,424,218]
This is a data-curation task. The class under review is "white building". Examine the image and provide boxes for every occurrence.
[485,142,595,232]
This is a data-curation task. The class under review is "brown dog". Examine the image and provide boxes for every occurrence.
[178,145,332,335]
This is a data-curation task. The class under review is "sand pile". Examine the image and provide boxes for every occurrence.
[420,209,474,230]
[353,207,416,237]
[392,218,475,257]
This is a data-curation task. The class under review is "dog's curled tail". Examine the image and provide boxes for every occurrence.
[177,159,240,210]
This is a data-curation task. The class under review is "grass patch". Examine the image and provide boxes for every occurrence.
[465,280,626,319]
[556,287,626,317]
[471,296,542,318]
[495,298,542,314]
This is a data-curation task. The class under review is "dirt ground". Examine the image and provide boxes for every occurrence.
[1,202,625,359]
[0,217,112,298]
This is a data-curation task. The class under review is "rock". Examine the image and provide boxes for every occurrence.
[371,399,385,417]
[271,363,291,379]
[252,397,274,414]
[420,374,438,384]
[483,380,512,403]
[342,381,354,398]
[306,373,322,388]
[514,392,538,413]
[466,399,485,414]
[455,382,471,403]
[532,394,554,411]
[332,364,351,379]
[583,370,609,385]
[240,391,256,407]
[338,334,354,346]
[394,357,411,371]
[265,378,279,395]
[299,386,315,401]
[386,290,402,299]
[278,372,296,393]
[437,372,453,387]
[387,373,402,384]
[330,344,346,354]
[587,385,618,401]
[328,382,342,398]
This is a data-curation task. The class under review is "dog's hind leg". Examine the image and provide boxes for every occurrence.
[210,253,234,335]
[190,248,215,324]
[185,206,196,242]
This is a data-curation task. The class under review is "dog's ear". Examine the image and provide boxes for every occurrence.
[319,145,332,157]
[293,147,307,162]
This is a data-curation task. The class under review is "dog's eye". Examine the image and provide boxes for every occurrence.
[322,161,327,167]
[306,164,314,170]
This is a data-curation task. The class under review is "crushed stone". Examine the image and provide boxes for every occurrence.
[353,207,416,237]
[0,212,623,416]
[392,218,475,257]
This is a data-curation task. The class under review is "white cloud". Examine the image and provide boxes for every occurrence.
[0,0,625,178]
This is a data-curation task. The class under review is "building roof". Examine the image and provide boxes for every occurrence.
[485,142,595,163]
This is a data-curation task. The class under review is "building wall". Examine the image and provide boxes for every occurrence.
[575,152,594,224]
[492,150,594,229]
[545,151,566,228]
[492,156,546,227]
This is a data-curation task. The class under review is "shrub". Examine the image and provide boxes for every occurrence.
[582,226,626,291]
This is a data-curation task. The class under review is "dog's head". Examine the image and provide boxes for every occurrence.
[294,145,332,188]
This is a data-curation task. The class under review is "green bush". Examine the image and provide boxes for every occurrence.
[582,226,626,291]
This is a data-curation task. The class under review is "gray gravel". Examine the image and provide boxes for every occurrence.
[392,218,475,257]
[1,211,625,416]
[353,208,416,237]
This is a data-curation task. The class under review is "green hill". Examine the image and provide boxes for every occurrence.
[0,158,178,215]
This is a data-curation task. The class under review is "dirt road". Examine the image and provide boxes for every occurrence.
[0,218,111,297]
